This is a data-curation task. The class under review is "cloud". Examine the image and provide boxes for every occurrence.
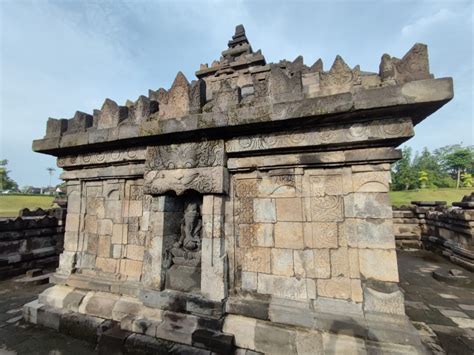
[1,0,472,188]
[401,8,456,36]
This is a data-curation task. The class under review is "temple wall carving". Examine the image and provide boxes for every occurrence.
[231,164,396,304]
[27,25,454,354]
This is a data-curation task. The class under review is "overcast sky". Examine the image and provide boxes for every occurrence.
[1,0,472,187]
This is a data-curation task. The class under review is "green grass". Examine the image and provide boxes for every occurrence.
[389,188,473,207]
[0,194,56,217]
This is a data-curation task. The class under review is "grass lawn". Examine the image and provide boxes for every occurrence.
[389,188,473,207]
[0,194,56,217]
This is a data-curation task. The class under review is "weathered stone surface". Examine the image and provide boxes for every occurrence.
[276,198,303,221]
[38,285,74,308]
[223,315,257,350]
[242,247,271,273]
[258,273,307,300]
[146,140,224,170]
[295,330,323,354]
[311,222,338,248]
[344,193,392,219]
[144,167,229,195]
[345,218,395,249]
[253,198,276,223]
[254,223,274,247]
[83,292,120,319]
[268,298,313,328]
[313,297,363,316]
[165,265,201,293]
[359,249,399,282]
[241,271,258,291]
[322,333,366,354]
[364,286,405,315]
[311,196,344,222]
[317,277,351,300]
[226,296,270,321]
[23,299,43,324]
[59,312,104,344]
[271,248,294,276]
[254,321,297,354]
[192,329,234,354]
[331,247,350,278]
[274,222,304,249]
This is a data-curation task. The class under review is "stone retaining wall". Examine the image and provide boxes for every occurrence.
[392,198,474,271]
[0,207,66,279]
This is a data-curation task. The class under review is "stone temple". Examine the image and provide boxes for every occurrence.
[25,25,453,353]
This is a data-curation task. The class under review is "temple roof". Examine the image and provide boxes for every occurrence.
[196,24,266,79]
[32,24,453,156]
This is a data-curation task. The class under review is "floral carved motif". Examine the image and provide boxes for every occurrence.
[311,195,344,222]
[57,148,146,168]
[146,140,225,170]
[143,167,227,195]
[235,179,258,197]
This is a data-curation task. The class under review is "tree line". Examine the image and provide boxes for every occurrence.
[1,160,58,193]
[0,159,19,191]
[391,144,474,191]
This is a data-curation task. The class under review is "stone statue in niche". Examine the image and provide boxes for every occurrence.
[164,197,203,293]
[168,201,202,266]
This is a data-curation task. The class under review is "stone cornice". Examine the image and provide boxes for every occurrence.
[33,77,452,158]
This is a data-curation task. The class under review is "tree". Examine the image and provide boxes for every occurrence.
[461,172,473,188]
[418,170,429,189]
[438,146,474,188]
[412,147,449,188]
[0,160,19,192]
[391,147,417,190]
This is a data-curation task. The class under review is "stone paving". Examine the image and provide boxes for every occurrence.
[0,272,97,355]
[398,249,474,354]
[0,251,472,354]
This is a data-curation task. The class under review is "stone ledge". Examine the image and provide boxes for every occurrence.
[32,78,452,156]
[223,314,425,354]
[228,147,402,171]
[24,300,231,354]
[225,294,423,349]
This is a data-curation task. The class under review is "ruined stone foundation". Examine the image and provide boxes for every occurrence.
[24,25,453,354]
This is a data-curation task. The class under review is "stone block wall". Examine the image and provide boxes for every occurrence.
[59,178,148,282]
[423,205,474,271]
[233,165,397,305]
[0,207,66,279]
[392,200,474,271]
[392,205,426,248]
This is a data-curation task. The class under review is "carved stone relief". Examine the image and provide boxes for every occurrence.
[225,118,413,153]
[143,167,228,195]
[146,140,225,170]
[162,194,203,293]
[57,148,146,168]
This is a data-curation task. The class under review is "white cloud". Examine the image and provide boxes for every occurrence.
[401,8,456,36]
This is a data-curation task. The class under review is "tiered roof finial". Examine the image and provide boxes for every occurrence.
[196,24,265,79]
[228,24,250,49]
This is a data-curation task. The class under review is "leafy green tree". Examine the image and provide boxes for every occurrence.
[461,172,473,187]
[418,170,429,189]
[436,145,474,188]
[0,159,19,192]
[391,147,417,190]
[412,147,450,188]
